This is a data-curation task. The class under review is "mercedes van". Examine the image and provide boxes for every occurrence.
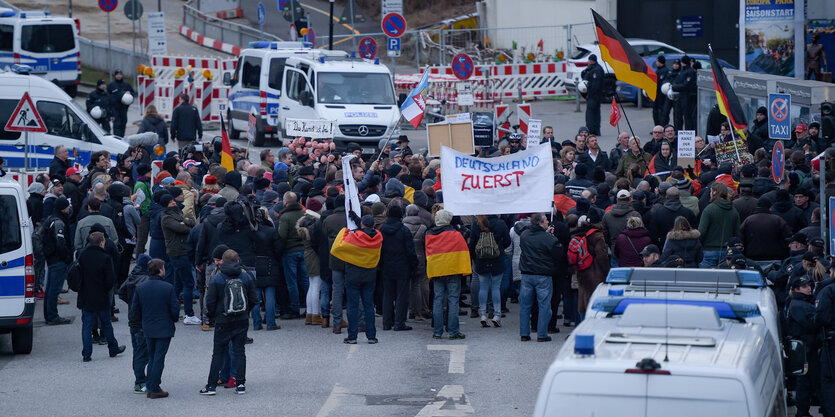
[0,176,34,354]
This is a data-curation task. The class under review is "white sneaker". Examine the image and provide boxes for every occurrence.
[183,315,201,325]
[491,315,501,327]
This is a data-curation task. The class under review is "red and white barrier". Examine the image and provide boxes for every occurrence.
[517,103,531,135]
[179,24,242,56]
[199,81,213,122]
[214,8,243,19]
[495,104,509,124]
[490,62,568,99]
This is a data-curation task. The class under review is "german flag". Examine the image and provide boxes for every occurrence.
[330,228,383,269]
[219,113,235,173]
[591,10,657,100]
[709,45,747,140]
[424,229,472,279]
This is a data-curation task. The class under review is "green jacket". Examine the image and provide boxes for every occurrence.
[278,203,305,253]
[134,180,151,216]
[161,205,195,257]
[614,150,652,178]
[698,199,740,251]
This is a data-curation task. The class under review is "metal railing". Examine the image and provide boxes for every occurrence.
[183,0,281,46]
[80,38,148,79]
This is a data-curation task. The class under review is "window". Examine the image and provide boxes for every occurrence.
[0,24,12,52]
[241,56,261,89]
[285,69,310,102]
[0,195,22,255]
[317,72,395,105]
[267,58,286,90]
[20,24,75,53]
[0,99,22,140]
[36,101,84,140]
[232,56,242,85]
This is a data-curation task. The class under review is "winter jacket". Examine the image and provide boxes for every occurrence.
[216,203,257,267]
[253,221,283,288]
[27,194,44,225]
[576,150,610,173]
[468,216,511,276]
[739,207,791,261]
[518,224,563,276]
[170,102,203,142]
[134,179,152,216]
[613,227,652,267]
[161,205,195,258]
[379,217,418,280]
[747,117,768,153]
[138,114,168,145]
[298,213,322,277]
[107,78,134,111]
[659,229,703,268]
[344,227,380,285]
[732,194,758,222]
[131,274,179,339]
[697,199,740,251]
[679,189,700,218]
[119,255,151,329]
[507,219,532,281]
[771,200,807,233]
[323,210,348,272]
[49,157,73,180]
[174,183,197,221]
[205,261,258,326]
[310,211,333,283]
[403,215,427,278]
[648,198,696,247]
[572,224,610,312]
[601,202,641,247]
[76,244,116,312]
[74,213,118,250]
[648,152,676,180]
[614,150,652,178]
[278,203,306,253]
[43,213,72,265]
[565,177,593,199]
[786,292,818,351]
[195,207,226,266]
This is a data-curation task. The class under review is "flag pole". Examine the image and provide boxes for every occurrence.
[726,115,742,164]
[589,9,635,139]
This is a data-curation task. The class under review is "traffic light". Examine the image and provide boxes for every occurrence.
[822,102,834,142]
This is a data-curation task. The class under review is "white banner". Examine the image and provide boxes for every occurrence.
[285,118,336,138]
[342,155,362,230]
[441,144,554,215]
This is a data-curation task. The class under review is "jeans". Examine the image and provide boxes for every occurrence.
[307,276,322,315]
[145,337,170,393]
[219,341,237,382]
[331,270,345,326]
[519,274,553,339]
[478,273,502,318]
[208,324,248,386]
[345,280,376,340]
[251,287,277,329]
[44,261,67,322]
[382,278,409,329]
[320,281,332,318]
[433,276,461,337]
[699,250,725,269]
[170,256,194,317]
[130,328,149,385]
[282,251,309,314]
[469,267,480,311]
[81,309,118,358]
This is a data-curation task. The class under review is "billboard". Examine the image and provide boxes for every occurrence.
[741,0,803,78]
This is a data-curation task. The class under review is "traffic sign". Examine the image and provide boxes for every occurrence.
[257,2,267,25]
[305,27,316,48]
[124,0,143,20]
[387,37,400,57]
[359,37,377,59]
[381,13,406,38]
[99,0,118,13]
[771,140,784,183]
[278,0,286,11]
[452,53,474,80]
[768,93,791,140]
[5,92,46,132]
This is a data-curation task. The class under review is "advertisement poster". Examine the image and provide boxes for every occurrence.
[742,0,804,77]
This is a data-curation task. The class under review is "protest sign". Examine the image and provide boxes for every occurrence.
[677,130,695,169]
[526,119,542,148]
[285,118,336,138]
[428,121,473,156]
[440,144,554,215]
[714,138,753,166]
[341,155,362,230]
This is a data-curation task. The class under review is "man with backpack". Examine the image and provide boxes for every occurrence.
[40,197,73,325]
[201,249,257,395]
[518,213,564,342]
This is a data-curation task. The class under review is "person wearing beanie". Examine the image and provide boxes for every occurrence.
[27,182,46,224]
[384,178,405,198]
[334,212,382,344]
[746,105,769,153]
[740,196,791,261]
[565,164,593,199]
[379,203,418,331]
[771,189,808,233]
[424,209,469,340]
[219,171,242,202]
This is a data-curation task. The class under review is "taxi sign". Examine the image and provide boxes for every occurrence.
[5,92,47,132]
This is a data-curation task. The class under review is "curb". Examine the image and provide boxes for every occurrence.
[179,25,241,56]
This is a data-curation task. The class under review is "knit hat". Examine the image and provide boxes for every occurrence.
[756,106,767,116]
[136,254,151,271]
[719,164,733,175]
[306,199,323,213]
[360,215,375,228]
[387,204,403,219]
[776,189,790,202]
[434,209,453,226]
[254,177,271,190]
[212,244,229,260]
[159,194,174,207]
[658,182,672,194]
[413,190,429,208]
[54,197,70,212]
[262,190,279,203]
[204,175,217,185]
[27,182,45,194]
[587,208,603,224]
[385,178,405,197]
[298,165,315,176]
[155,171,172,183]
[224,171,242,190]
[168,187,183,199]
[387,164,402,179]
[575,198,590,213]
[152,189,169,203]
[675,178,691,191]
[757,196,772,208]
[273,169,289,184]
[161,177,175,186]
[574,163,588,178]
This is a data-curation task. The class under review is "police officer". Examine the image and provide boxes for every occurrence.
[662,59,680,129]
[86,79,111,134]
[107,69,135,137]
[652,55,670,126]
[770,233,808,311]
[581,54,605,136]
[671,56,697,131]
[787,278,822,416]
[817,263,835,417]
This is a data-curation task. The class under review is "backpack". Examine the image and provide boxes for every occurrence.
[66,259,82,292]
[475,229,501,259]
[222,276,248,315]
[32,217,60,259]
[567,229,596,271]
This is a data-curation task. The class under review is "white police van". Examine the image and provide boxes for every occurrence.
[0,8,81,97]
[533,301,792,417]
[224,41,400,150]
[0,176,34,354]
[0,68,129,170]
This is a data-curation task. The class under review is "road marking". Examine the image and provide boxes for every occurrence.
[415,385,475,417]
[346,344,358,359]
[427,344,468,374]
[316,383,349,417]
[300,0,360,34]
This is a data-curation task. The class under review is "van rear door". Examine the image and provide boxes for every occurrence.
[0,187,26,317]
[544,371,647,416]
[646,375,749,416]
[19,22,77,79]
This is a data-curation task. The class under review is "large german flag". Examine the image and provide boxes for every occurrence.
[219,113,236,173]
[591,10,657,100]
[330,228,383,269]
[709,45,747,140]
[425,229,472,279]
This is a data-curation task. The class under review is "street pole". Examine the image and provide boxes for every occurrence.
[68,0,72,18]
[328,0,334,50]
[107,13,112,82]
[131,0,137,76]
[158,0,161,12]
[349,0,356,50]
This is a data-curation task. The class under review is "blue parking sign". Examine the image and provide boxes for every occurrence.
[387,37,400,57]
[768,93,791,140]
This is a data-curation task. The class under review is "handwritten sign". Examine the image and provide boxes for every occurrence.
[285,118,336,138]
[677,130,695,158]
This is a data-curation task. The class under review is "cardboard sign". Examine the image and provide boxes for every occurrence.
[427,121,474,156]
[526,119,542,148]
[285,118,336,138]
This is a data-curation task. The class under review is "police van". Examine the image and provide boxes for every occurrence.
[0,176,34,354]
[224,41,400,150]
[0,8,81,97]
[0,68,129,170]
[533,301,795,417]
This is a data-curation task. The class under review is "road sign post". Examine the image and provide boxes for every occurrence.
[5,92,47,171]
[451,53,474,80]
[257,2,267,40]
[768,93,791,140]
[381,13,406,38]
[359,37,377,59]
[99,0,118,81]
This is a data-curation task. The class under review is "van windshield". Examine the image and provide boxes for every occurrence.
[0,195,22,255]
[20,24,75,53]
[317,72,395,105]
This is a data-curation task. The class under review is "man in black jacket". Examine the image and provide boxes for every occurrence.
[160,194,197,324]
[78,232,126,362]
[107,70,134,137]
[86,79,111,133]
[746,106,769,153]
[379,205,417,331]
[518,213,563,342]
[787,278,822,417]
[43,197,73,325]
[48,145,73,181]
[119,254,152,394]
[671,56,697,131]
[581,54,605,136]
[816,270,835,417]
[652,55,670,126]
[170,93,203,150]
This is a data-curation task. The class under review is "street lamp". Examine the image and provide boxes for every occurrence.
[328,0,334,50]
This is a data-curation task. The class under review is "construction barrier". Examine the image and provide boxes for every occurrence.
[395,72,499,114]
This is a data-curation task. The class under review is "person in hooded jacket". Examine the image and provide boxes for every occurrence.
[746,107,769,153]
[298,199,324,326]
[647,140,677,180]
[740,197,792,261]
[698,183,740,268]
[771,189,808,233]
[216,201,258,271]
[658,217,703,268]
[469,215,511,327]
[219,171,242,202]
[614,216,652,267]
[137,105,169,153]
[648,187,696,248]
[379,205,418,331]
[119,254,152,393]
[573,210,610,320]
[403,204,430,321]
[601,190,641,250]
[251,207,283,331]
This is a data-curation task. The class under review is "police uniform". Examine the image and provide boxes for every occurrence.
[85,79,111,134]
[816,280,835,417]
[581,55,605,136]
[671,57,697,131]
[787,278,822,416]
[652,56,670,126]
[107,70,135,137]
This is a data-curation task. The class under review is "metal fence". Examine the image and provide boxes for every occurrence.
[183,0,281,46]
[79,38,148,79]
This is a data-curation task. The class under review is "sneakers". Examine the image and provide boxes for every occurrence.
[183,316,201,325]
[368,338,379,344]
[449,333,466,340]
[343,338,357,344]
[46,317,71,325]
[236,384,246,395]
[134,384,147,394]
[199,386,217,395]
[223,377,236,389]
[480,315,489,328]
[109,345,127,357]
[491,315,501,327]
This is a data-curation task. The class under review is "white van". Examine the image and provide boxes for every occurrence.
[533,302,791,417]
[0,176,34,354]
[224,42,400,150]
[0,68,129,171]
[0,8,81,97]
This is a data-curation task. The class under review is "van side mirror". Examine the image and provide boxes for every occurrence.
[299,90,314,107]
[787,339,808,375]
[222,72,232,86]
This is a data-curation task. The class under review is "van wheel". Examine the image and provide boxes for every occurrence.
[253,131,266,147]
[64,84,78,98]
[227,112,241,139]
[11,326,33,354]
